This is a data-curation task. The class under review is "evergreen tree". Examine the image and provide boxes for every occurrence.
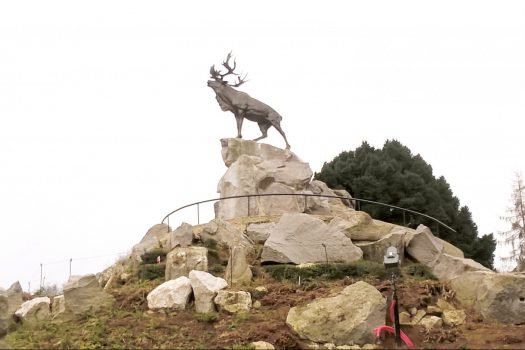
[499,172,525,271]
[315,139,496,268]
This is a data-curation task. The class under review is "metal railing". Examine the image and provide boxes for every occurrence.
[161,193,456,233]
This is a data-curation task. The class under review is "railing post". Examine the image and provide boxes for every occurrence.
[247,196,250,216]
[197,203,200,225]
[304,194,307,212]
[403,211,406,226]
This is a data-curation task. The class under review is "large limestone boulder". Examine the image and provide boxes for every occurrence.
[189,270,228,313]
[224,246,252,286]
[246,222,275,244]
[435,237,464,258]
[214,290,252,314]
[450,271,525,324]
[354,227,408,264]
[217,138,313,220]
[147,277,192,310]
[286,281,386,346]
[51,295,65,319]
[304,180,353,215]
[0,289,9,336]
[405,225,443,265]
[170,222,194,249]
[329,212,394,241]
[430,253,491,280]
[165,246,208,281]
[261,213,363,264]
[198,219,253,249]
[4,282,23,316]
[131,223,171,259]
[63,274,114,316]
[15,297,50,322]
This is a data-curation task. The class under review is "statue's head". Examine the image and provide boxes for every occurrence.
[207,79,224,92]
[208,52,247,89]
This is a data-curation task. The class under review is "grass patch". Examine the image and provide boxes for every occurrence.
[264,260,388,282]
[402,263,437,281]
[195,312,219,323]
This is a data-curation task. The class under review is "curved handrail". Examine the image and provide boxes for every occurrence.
[161,193,456,233]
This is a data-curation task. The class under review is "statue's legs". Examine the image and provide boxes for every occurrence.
[235,114,244,138]
[272,123,291,149]
[253,122,270,141]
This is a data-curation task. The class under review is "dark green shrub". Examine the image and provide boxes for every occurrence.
[264,261,388,282]
[140,249,168,264]
[138,263,166,280]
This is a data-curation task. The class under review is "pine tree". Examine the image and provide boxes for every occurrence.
[499,172,525,271]
[315,139,496,268]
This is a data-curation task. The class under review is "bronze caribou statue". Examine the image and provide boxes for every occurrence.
[207,53,291,149]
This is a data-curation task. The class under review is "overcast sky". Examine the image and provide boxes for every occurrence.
[1,1,524,290]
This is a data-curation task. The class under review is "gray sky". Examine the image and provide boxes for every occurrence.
[1,1,524,290]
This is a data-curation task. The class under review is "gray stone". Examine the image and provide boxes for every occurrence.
[442,309,466,326]
[426,305,442,315]
[249,341,275,349]
[405,225,443,265]
[419,316,443,330]
[165,246,208,281]
[15,297,50,322]
[132,223,171,258]
[412,309,426,324]
[399,311,412,325]
[63,274,114,316]
[147,277,192,310]
[224,245,252,286]
[450,271,525,324]
[430,253,491,281]
[262,213,363,264]
[214,290,252,314]
[170,222,194,248]
[189,270,228,313]
[246,222,275,244]
[216,139,312,220]
[329,212,394,242]
[286,281,386,346]
[199,219,253,249]
[6,282,23,316]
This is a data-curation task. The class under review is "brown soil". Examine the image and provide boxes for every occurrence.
[110,277,523,349]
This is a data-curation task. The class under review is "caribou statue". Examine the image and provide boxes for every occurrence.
[207,53,291,149]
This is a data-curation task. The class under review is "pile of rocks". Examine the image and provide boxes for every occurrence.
[1,275,113,327]
[147,270,251,314]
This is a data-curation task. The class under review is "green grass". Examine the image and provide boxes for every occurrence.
[402,263,437,281]
[195,312,219,323]
[263,260,388,282]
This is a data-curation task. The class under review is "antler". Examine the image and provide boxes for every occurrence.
[209,52,248,87]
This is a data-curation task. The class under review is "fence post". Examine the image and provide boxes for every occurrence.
[322,243,328,263]
[247,196,250,216]
[40,263,43,289]
[197,203,200,224]
[69,258,72,278]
